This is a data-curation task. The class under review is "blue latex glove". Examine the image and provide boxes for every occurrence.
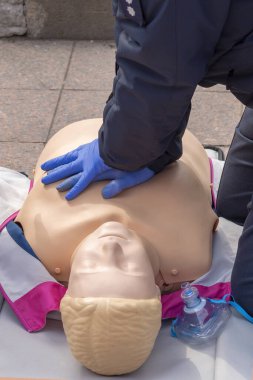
[41,139,154,200]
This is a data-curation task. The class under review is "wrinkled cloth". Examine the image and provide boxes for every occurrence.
[0,167,30,227]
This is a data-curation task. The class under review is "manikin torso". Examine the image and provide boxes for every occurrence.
[16,119,218,292]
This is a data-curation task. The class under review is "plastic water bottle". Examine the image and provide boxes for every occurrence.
[172,282,231,345]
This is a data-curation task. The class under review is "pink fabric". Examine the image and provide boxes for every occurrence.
[161,282,231,319]
[29,179,34,192]
[0,282,67,332]
[0,280,231,330]
[0,211,20,233]
[0,179,34,233]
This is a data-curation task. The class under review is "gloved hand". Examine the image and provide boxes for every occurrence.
[41,139,154,200]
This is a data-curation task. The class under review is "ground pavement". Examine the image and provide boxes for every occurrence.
[0,37,244,177]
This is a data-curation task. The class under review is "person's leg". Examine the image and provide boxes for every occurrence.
[217,108,253,314]
[200,30,253,309]
[231,196,253,316]
[216,107,253,225]
[200,23,253,223]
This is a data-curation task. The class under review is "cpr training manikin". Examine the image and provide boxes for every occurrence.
[0,118,218,376]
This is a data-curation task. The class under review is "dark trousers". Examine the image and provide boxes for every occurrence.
[216,107,253,316]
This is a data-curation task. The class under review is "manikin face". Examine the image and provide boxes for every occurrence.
[68,222,160,299]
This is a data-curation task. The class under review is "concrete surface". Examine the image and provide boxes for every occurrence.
[0,0,26,37]
[0,38,244,177]
[25,0,114,39]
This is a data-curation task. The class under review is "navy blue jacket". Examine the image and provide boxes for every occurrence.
[99,0,253,172]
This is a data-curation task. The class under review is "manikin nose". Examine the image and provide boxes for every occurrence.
[102,239,124,265]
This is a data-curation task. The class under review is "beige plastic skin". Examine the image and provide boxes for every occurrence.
[60,296,161,376]
[16,118,218,291]
[68,221,160,299]
[15,118,218,375]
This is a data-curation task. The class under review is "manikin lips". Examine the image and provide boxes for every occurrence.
[98,233,128,240]
[97,221,131,240]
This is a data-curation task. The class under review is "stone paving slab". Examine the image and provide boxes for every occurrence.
[0,142,44,177]
[0,38,73,90]
[49,90,110,138]
[64,41,115,91]
[188,91,243,145]
[0,38,245,172]
[0,89,59,142]
[196,84,227,93]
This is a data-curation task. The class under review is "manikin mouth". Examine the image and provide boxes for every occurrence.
[98,233,128,240]
[96,221,131,240]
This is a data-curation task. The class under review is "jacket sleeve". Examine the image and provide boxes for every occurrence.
[99,0,231,172]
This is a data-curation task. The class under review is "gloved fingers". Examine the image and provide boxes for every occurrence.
[41,161,80,185]
[102,180,125,198]
[94,169,124,181]
[56,173,82,192]
[41,150,78,171]
[57,169,121,193]
[101,168,154,199]
[101,175,141,198]
[111,168,154,188]
[133,168,155,183]
[65,171,95,201]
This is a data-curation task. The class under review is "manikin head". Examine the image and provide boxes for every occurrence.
[60,221,162,376]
